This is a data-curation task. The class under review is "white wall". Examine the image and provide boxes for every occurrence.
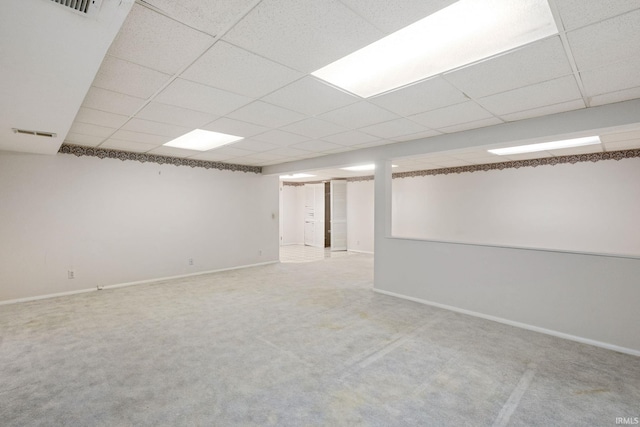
[374,159,640,355]
[393,158,640,257]
[346,180,374,253]
[280,184,305,245]
[0,151,279,302]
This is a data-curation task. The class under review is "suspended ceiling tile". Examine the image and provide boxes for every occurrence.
[265,147,312,158]
[600,129,640,143]
[567,9,640,71]
[201,117,269,138]
[319,101,400,129]
[554,0,639,31]
[229,139,280,153]
[389,129,441,142]
[74,107,130,129]
[99,139,159,152]
[355,140,392,149]
[107,4,214,75]
[64,133,104,147]
[227,101,306,128]
[281,118,348,139]
[604,140,640,151]
[223,0,383,73]
[370,76,468,116]
[291,140,345,152]
[111,129,170,145]
[339,0,457,33]
[81,87,146,116]
[546,145,603,156]
[252,129,309,145]
[359,118,427,139]
[147,146,197,158]
[120,118,191,138]
[92,56,171,99]
[204,145,255,157]
[589,86,640,107]
[68,122,116,138]
[580,57,640,97]
[477,76,582,116]
[437,117,503,134]
[181,41,302,98]
[444,37,573,99]
[410,101,493,129]
[155,78,251,116]
[139,0,258,37]
[499,99,586,122]
[322,130,380,146]
[261,76,358,116]
[136,103,218,129]
[238,151,285,162]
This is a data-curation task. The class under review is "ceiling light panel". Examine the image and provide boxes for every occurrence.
[163,129,243,151]
[488,136,601,155]
[312,0,558,98]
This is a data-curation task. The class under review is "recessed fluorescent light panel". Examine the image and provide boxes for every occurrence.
[279,173,316,179]
[341,164,398,171]
[312,0,558,98]
[163,129,243,151]
[487,136,601,156]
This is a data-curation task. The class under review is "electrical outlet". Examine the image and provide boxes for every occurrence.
[188,258,194,266]
[67,270,75,279]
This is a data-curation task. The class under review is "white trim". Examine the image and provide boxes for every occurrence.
[0,288,96,306]
[0,261,278,306]
[388,236,640,260]
[347,249,374,255]
[372,288,640,357]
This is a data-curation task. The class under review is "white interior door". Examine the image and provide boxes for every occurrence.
[304,183,325,248]
[330,180,347,251]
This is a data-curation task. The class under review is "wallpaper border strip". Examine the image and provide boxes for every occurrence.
[334,148,640,183]
[58,143,262,174]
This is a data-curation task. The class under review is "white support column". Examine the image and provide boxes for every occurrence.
[374,159,393,288]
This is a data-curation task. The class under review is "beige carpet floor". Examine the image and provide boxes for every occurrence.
[1,252,639,426]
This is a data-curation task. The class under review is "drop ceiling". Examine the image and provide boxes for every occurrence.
[3,0,640,167]
[279,127,640,182]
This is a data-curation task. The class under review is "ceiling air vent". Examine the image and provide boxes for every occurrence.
[49,0,102,16]
[13,128,57,138]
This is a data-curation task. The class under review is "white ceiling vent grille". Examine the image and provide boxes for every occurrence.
[13,128,57,138]
[49,0,102,16]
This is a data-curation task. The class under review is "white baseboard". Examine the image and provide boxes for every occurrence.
[0,288,96,306]
[373,288,640,357]
[0,261,278,306]
[347,249,374,255]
